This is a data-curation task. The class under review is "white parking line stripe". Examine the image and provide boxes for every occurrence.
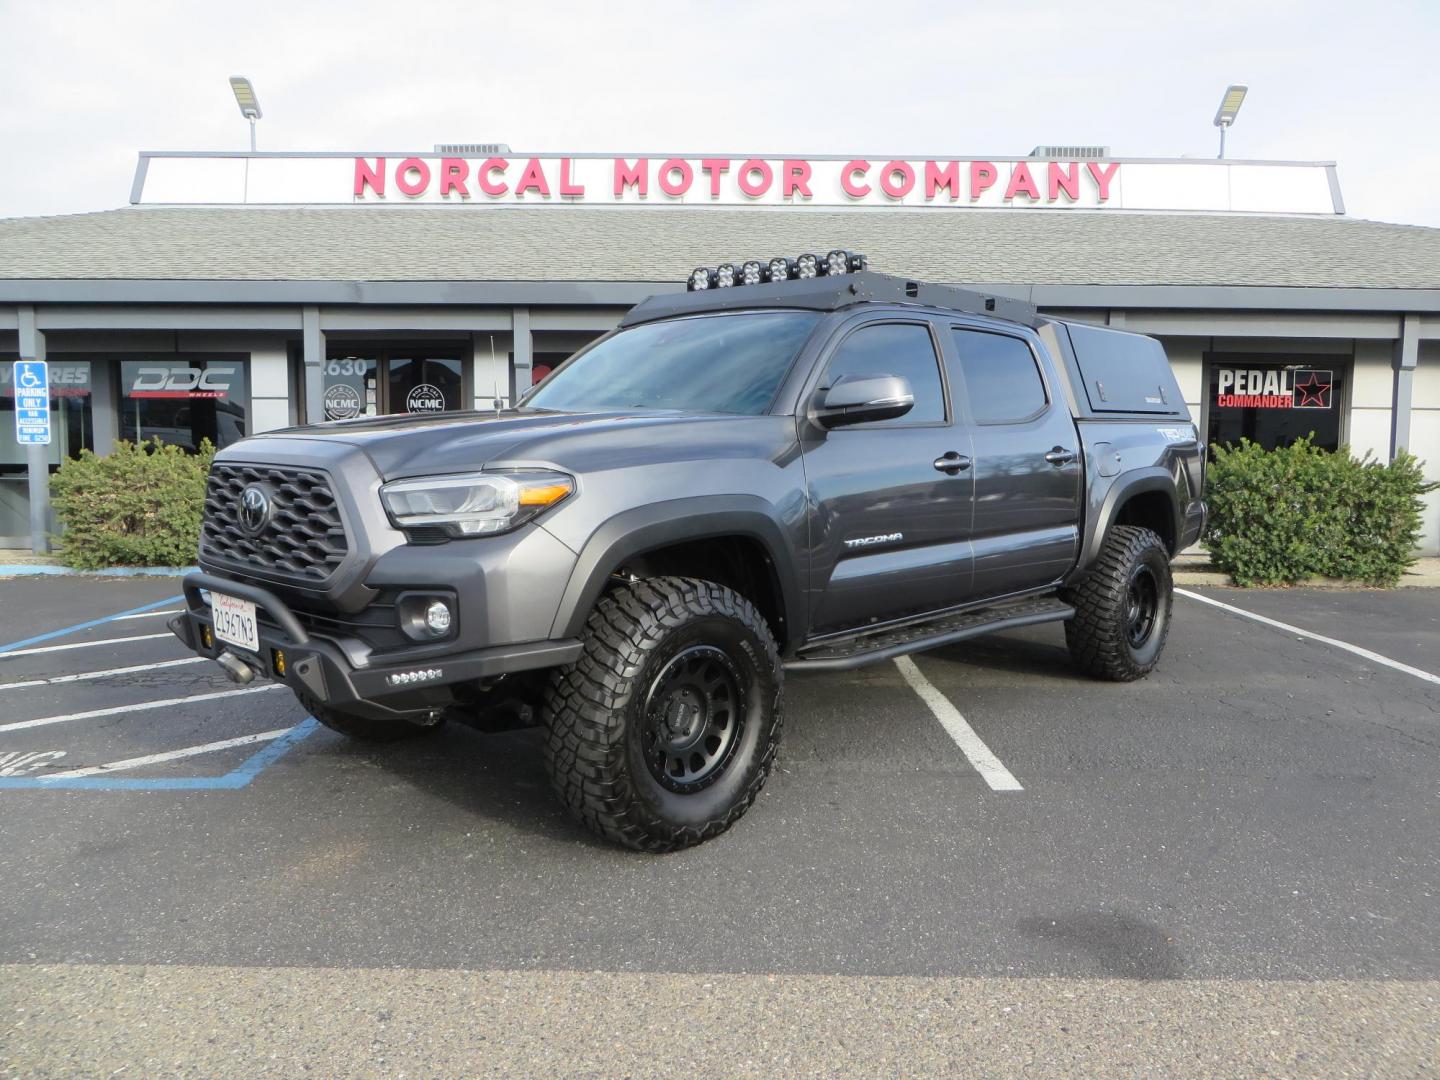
[113,609,182,621]
[1176,588,1440,688]
[893,656,1023,792]
[0,657,208,693]
[0,684,285,733]
[0,632,173,658]
[42,727,294,780]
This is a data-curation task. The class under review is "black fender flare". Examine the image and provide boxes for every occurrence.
[1073,467,1182,579]
[548,496,805,645]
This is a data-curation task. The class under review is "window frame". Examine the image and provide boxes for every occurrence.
[806,316,953,430]
[946,324,1053,427]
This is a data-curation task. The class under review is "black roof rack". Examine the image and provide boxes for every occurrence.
[620,271,1039,328]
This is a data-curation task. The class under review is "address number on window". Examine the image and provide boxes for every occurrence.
[325,359,370,377]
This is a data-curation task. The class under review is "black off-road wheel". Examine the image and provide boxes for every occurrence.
[294,688,445,742]
[543,576,784,853]
[1062,525,1174,682]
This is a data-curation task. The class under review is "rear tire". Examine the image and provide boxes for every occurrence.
[294,689,445,742]
[543,576,783,852]
[1062,525,1173,682]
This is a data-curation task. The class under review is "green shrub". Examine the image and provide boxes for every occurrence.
[1203,437,1434,587]
[50,439,215,569]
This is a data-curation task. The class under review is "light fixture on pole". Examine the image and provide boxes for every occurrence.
[229,76,262,151]
[1213,84,1247,160]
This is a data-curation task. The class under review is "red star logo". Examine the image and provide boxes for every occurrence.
[1293,371,1330,408]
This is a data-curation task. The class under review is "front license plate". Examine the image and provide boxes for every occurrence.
[211,592,260,653]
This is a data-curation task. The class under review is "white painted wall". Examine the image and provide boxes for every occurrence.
[1412,342,1440,553]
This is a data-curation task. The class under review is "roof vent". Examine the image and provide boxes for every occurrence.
[433,143,512,155]
[1028,145,1110,159]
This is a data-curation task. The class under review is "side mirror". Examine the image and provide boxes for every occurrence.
[814,374,915,429]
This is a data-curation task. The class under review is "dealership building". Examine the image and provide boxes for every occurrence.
[3,148,1440,551]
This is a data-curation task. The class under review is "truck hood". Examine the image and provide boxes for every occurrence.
[235,408,791,478]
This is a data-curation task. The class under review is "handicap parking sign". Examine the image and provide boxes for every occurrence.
[13,360,51,446]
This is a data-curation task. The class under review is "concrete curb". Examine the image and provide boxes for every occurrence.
[0,565,198,578]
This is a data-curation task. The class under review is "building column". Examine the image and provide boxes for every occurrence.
[90,357,117,457]
[302,305,325,424]
[512,306,532,403]
[1391,314,1420,458]
[17,306,50,554]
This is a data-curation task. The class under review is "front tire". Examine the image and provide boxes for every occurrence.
[1062,525,1173,682]
[543,576,783,852]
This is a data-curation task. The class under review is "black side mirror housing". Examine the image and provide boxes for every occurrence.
[814,374,915,429]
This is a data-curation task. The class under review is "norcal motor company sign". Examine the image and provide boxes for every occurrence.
[351,155,1121,208]
[132,152,1344,214]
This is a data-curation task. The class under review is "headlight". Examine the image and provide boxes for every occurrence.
[380,470,574,538]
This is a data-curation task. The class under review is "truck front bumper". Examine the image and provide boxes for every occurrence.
[169,572,582,720]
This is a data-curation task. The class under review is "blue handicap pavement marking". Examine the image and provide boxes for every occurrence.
[0,594,183,654]
[1,592,321,791]
[0,718,321,791]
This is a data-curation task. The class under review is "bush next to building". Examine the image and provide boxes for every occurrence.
[50,439,214,569]
[1203,437,1433,587]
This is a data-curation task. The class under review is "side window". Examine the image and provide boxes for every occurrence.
[951,328,1048,423]
[823,323,945,424]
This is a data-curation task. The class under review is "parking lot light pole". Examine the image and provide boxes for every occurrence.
[229,76,262,151]
[1214,84,1248,159]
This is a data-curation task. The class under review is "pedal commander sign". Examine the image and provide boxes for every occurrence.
[1214,367,1334,410]
[133,154,1344,214]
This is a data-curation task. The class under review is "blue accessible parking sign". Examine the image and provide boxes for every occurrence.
[13,360,51,445]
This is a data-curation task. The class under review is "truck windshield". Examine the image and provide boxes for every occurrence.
[524,311,821,415]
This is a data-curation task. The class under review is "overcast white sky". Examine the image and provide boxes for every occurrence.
[1,0,1437,224]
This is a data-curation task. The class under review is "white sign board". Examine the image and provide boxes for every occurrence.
[134,153,1343,215]
[12,361,51,446]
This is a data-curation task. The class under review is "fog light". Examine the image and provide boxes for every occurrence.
[688,267,714,291]
[824,249,851,276]
[767,256,794,283]
[201,625,213,648]
[425,600,452,635]
[795,253,819,279]
[714,263,737,288]
[739,259,764,286]
[271,648,286,676]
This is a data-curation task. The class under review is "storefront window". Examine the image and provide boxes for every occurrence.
[323,345,465,416]
[323,354,379,420]
[120,358,248,451]
[1,359,95,541]
[1205,357,1345,452]
[1,360,94,470]
[388,355,462,414]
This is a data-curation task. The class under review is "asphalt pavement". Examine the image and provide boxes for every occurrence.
[1,575,1437,1076]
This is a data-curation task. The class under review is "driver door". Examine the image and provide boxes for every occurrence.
[800,318,976,637]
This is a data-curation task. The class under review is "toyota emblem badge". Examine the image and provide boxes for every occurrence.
[238,484,271,535]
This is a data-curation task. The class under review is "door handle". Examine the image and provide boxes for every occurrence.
[1044,447,1076,466]
[933,451,972,474]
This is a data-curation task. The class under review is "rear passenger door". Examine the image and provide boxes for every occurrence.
[944,325,1082,601]
[801,318,975,636]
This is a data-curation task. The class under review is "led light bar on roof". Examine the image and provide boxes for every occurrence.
[686,250,867,291]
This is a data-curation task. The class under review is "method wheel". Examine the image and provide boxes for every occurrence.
[294,689,445,742]
[543,576,784,852]
[1062,525,1173,682]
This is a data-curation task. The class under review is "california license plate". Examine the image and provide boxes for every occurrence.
[211,592,260,653]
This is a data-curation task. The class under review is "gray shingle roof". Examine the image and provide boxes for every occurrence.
[2,206,1438,290]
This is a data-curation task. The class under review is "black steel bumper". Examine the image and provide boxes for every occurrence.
[169,572,582,720]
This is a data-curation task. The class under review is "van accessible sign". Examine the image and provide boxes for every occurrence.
[133,153,1344,214]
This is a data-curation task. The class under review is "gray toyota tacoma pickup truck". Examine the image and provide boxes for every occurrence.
[171,257,1205,851]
